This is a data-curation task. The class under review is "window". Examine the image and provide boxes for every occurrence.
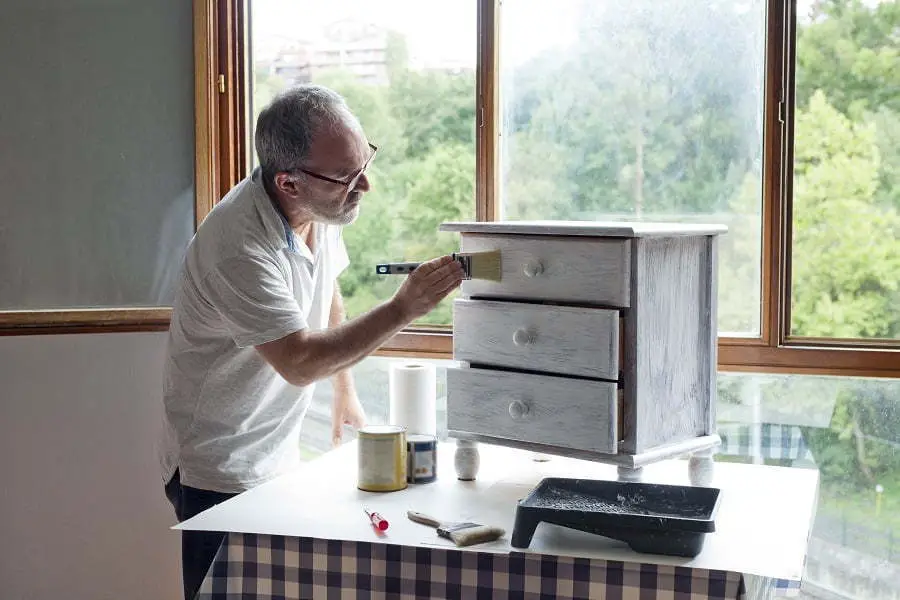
[226,0,900,375]
[249,0,477,327]
[0,0,200,333]
[499,0,766,337]
[210,1,900,595]
[717,371,900,596]
[789,0,900,343]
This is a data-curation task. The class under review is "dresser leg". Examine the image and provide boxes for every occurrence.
[688,448,715,486]
[617,465,644,481]
[454,440,480,481]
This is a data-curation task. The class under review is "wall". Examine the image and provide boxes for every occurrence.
[0,333,181,600]
[0,0,192,595]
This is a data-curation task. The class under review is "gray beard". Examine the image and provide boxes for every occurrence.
[317,203,360,226]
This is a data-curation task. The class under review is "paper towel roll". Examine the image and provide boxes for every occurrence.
[389,362,437,436]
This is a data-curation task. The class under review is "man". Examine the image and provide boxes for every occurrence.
[159,84,464,599]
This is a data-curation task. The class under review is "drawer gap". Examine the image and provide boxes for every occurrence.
[467,295,629,312]
[466,362,620,385]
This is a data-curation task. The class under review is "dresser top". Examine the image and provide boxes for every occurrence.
[439,220,727,237]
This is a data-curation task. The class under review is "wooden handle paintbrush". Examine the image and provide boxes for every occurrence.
[376,250,502,281]
[407,510,505,547]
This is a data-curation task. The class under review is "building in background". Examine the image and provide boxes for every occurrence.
[268,18,389,86]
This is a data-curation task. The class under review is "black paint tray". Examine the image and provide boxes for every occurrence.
[510,477,721,557]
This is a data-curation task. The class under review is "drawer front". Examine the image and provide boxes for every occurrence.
[459,234,631,306]
[453,299,620,380]
[447,367,618,454]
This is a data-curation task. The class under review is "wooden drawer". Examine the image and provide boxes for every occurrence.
[446,367,618,454]
[458,234,631,306]
[453,299,620,380]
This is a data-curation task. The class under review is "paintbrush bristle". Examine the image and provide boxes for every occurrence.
[440,523,506,547]
[454,250,502,282]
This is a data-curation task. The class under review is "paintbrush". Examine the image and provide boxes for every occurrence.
[407,510,505,547]
[375,250,502,281]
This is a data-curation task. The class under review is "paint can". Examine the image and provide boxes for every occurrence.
[406,434,437,484]
[357,425,408,492]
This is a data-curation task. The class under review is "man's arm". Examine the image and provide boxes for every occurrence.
[328,282,355,397]
[328,281,365,445]
[256,255,463,387]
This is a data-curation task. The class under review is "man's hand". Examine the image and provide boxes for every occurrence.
[256,257,464,388]
[332,388,366,447]
[391,255,465,322]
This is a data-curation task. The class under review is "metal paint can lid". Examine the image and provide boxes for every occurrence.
[358,425,406,438]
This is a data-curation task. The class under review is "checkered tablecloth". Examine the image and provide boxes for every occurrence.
[717,423,813,463]
[197,533,800,599]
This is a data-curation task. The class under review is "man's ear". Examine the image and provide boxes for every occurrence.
[273,172,301,196]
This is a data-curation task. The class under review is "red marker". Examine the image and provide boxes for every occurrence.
[364,509,389,531]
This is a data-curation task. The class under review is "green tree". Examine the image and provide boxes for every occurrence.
[396,143,476,324]
[506,0,763,218]
[797,0,900,116]
[304,63,477,323]
[388,70,476,160]
[292,61,477,323]
[797,0,900,211]
[789,89,900,511]
[717,176,763,335]
[788,1,900,510]
[504,0,765,333]
[791,91,900,339]
[313,69,407,166]
[501,132,575,220]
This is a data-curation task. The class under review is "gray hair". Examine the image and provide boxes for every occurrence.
[254,84,355,185]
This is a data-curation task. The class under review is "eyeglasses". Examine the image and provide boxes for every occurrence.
[291,142,378,190]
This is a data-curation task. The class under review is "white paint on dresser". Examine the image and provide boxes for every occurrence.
[458,234,632,307]
[453,299,620,380]
[446,367,618,454]
[623,236,712,453]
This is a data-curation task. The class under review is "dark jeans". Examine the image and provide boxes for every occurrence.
[165,469,238,600]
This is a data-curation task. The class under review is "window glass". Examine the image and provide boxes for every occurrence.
[249,1,477,324]
[790,0,900,340]
[499,0,767,336]
[718,371,900,595]
[0,0,195,309]
[302,356,451,456]
[308,363,900,596]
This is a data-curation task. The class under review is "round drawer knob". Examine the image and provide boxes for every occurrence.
[508,400,530,421]
[523,259,544,278]
[512,328,535,346]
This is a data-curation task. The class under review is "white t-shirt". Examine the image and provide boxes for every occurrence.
[159,167,349,493]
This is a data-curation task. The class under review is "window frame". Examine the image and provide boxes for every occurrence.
[380,0,900,377]
[0,0,238,337]
[8,0,897,380]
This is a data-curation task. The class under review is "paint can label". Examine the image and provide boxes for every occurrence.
[357,425,407,492]
[407,434,437,483]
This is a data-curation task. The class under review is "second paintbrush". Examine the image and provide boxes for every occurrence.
[375,250,501,281]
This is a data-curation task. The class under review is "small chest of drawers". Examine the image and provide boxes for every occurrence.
[438,221,726,481]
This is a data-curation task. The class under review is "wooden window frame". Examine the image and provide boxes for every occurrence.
[381,0,900,377]
[0,0,241,337]
[380,0,900,377]
[7,0,896,380]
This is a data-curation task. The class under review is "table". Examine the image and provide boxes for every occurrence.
[177,441,819,599]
